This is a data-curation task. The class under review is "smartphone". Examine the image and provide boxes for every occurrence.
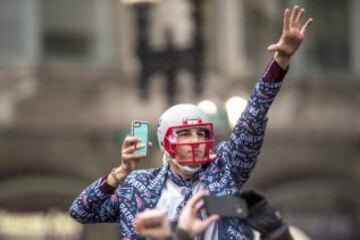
[204,195,248,219]
[131,120,149,156]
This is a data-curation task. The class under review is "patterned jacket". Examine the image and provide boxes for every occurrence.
[69,60,287,240]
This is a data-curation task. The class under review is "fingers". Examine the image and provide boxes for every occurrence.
[123,136,152,147]
[186,191,208,210]
[295,8,305,25]
[122,135,141,148]
[122,143,146,162]
[288,6,313,32]
[120,136,148,172]
[283,8,290,32]
[135,209,170,238]
[289,6,300,28]
[139,208,166,217]
[136,209,166,227]
[201,215,220,228]
[122,143,145,155]
[193,199,205,213]
[122,138,148,158]
[122,153,144,162]
[194,214,220,234]
[122,137,151,153]
[267,43,281,52]
[135,221,163,237]
[301,18,313,35]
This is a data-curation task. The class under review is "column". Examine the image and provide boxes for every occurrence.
[349,0,360,76]
[93,0,116,66]
[215,0,248,76]
[0,0,40,65]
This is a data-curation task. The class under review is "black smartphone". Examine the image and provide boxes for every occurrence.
[131,120,149,156]
[204,195,248,219]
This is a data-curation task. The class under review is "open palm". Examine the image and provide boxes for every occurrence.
[268,6,313,60]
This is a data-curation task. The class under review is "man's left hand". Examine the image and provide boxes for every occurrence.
[268,6,313,69]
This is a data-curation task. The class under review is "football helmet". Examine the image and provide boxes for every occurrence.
[157,104,216,165]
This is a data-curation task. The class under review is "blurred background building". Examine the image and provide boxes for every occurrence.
[0,0,359,239]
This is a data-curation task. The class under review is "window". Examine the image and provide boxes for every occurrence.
[40,0,95,60]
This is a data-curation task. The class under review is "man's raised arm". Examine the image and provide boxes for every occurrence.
[220,6,313,185]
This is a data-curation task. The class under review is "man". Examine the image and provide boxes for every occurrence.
[70,6,313,239]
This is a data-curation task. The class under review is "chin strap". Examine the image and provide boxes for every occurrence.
[162,152,202,174]
[168,155,202,174]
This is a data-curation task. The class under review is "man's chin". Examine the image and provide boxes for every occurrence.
[179,163,202,174]
[193,163,202,168]
[182,163,201,169]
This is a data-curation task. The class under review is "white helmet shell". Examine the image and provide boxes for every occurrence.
[157,104,211,152]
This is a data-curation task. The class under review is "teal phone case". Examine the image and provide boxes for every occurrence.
[131,120,149,156]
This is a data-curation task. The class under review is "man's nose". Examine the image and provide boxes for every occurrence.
[189,131,200,142]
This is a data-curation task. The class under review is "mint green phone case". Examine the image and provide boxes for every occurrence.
[131,120,149,156]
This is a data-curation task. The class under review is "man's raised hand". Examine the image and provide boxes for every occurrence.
[268,6,313,69]
[107,135,152,187]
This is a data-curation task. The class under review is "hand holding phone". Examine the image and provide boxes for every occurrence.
[131,120,149,156]
[204,195,248,219]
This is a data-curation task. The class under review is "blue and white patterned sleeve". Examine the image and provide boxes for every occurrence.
[69,175,121,223]
[218,59,288,187]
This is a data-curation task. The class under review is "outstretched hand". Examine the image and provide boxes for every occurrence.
[268,6,313,69]
[177,191,220,237]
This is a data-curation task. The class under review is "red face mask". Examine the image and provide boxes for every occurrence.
[163,119,216,165]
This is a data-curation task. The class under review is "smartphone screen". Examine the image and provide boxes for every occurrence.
[204,195,248,219]
[131,120,149,156]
